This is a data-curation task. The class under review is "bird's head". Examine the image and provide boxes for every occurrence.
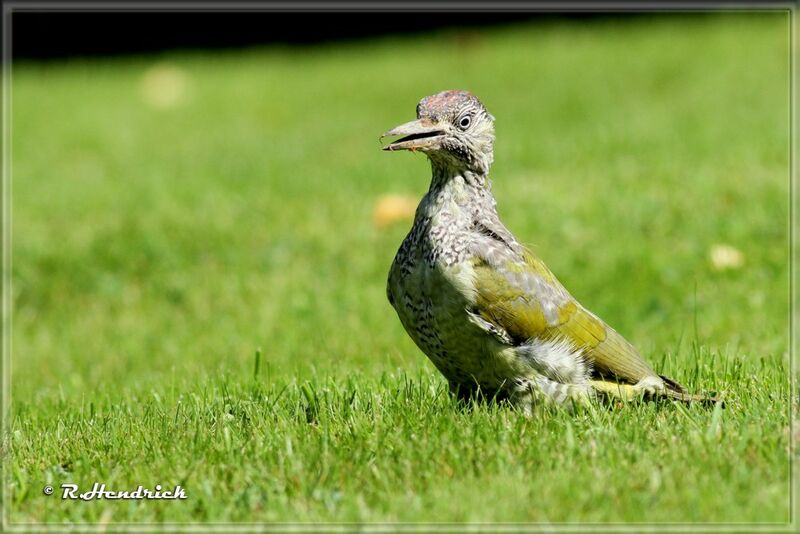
[381,90,495,175]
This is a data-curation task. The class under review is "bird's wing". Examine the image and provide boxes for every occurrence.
[470,246,659,385]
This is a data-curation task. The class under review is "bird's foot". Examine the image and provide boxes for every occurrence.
[631,376,666,397]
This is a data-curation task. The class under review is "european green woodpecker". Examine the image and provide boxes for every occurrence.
[382,90,715,412]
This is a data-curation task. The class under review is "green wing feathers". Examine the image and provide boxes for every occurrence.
[558,303,658,384]
[472,252,659,386]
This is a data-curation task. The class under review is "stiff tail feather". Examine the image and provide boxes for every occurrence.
[659,375,722,405]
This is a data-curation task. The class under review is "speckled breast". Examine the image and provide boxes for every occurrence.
[387,221,511,390]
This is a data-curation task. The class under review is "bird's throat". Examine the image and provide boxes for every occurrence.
[429,159,490,192]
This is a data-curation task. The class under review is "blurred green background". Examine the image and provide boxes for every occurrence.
[8,12,791,523]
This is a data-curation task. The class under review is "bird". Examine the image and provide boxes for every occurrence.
[381,90,716,412]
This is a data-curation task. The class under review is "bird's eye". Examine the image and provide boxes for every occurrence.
[458,115,471,129]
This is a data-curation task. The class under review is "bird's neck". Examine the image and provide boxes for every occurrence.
[419,162,498,226]
[429,160,490,192]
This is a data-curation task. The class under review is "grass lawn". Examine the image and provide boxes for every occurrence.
[5,12,793,525]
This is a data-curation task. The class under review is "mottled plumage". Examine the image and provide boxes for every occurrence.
[382,90,714,411]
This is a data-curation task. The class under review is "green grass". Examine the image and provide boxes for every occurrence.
[6,13,792,525]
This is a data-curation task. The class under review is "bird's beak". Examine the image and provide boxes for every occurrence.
[380,119,446,152]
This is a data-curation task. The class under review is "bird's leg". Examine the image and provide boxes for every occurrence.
[508,377,593,415]
[507,382,538,416]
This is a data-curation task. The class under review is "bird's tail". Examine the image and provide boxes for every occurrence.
[590,375,722,405]
[658,375,723,405]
